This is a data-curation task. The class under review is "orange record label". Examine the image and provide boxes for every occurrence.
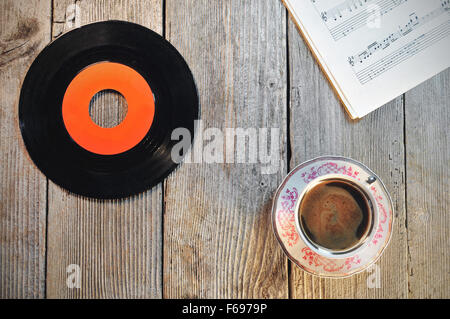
[62,62,155,155]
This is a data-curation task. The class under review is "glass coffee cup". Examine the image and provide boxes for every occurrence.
[294,174,379,259]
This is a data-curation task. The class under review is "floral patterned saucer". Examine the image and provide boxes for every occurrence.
[272,156,393,278]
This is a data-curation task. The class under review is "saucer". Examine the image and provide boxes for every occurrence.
[272,156,393,278]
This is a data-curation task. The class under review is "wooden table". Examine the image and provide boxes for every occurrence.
[1,0,448,299]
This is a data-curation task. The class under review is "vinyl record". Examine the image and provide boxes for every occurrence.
[19,21,198,199]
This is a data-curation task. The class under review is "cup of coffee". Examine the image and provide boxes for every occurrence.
[294,174,378,259]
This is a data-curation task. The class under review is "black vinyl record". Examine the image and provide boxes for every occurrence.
[19,21,198,199]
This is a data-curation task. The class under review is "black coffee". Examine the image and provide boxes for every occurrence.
[299,180,371,251]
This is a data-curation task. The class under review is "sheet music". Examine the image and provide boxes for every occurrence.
[313,0,409,41]
[284,0,450,118]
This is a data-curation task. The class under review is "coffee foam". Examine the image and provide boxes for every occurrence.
[300,183,364,250]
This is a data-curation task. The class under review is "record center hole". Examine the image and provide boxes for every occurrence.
[89,89,128,128]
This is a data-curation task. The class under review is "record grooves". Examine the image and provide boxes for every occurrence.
[19,21,199,199]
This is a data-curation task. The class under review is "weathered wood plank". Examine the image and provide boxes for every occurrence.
[287,18,408,298]
[46,0,163,298]
[0,0,50,299]
[405,69,449,298]
[163,0,289,298]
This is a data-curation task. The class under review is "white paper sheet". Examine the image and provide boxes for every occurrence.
[284,0,450,118]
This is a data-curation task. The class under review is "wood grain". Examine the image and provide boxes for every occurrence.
[163,0,289,298]
[89,90,128,128]
[0,0,448,299]
[45,0,163,298]
[287,18,408,298]
[0,0,50,298]
[405,69,449,298]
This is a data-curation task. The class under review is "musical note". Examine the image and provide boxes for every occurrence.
[331,0,410,41]
[320,0,374,23]
[348,3,449,66]
[311,0,411,41]
[355,19,450,84]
